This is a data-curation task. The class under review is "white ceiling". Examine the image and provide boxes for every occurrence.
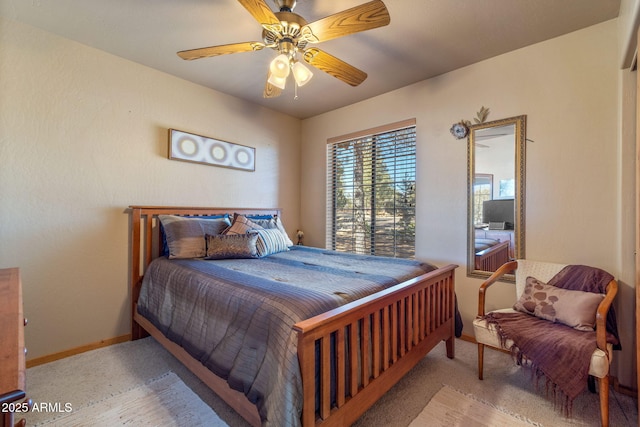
[0,0,620,119]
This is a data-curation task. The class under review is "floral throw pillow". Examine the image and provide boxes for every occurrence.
[513,276,605,331]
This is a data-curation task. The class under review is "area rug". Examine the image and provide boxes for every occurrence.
[409,385,543,427]
[34,371,229,426]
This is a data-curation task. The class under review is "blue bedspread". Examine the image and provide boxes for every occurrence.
[137,246,436,427]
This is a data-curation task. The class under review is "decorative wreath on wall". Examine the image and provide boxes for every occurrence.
[450,106,490,139]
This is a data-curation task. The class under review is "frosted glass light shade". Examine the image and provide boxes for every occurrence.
[267,73,287,89]
[269,54,290,79]
[292,62,313,86]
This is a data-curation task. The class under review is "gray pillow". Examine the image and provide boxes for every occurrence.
[159,215,231,259]
[250,215,294,247]
[205,233,259,259]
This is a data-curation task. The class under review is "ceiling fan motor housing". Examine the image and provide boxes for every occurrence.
[262,11,309,52]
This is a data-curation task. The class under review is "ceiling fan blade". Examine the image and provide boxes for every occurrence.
[237,0,282,33]
[303,48,367,87]
[177,42,266,60]
[475,133,509,140]
[263,71,283,98]
[301,0,390,43]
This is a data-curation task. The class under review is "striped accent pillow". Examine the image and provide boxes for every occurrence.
[254,228,290,257]
[251,216,294,247]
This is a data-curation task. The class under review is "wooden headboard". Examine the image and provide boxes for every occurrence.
[127,206,281,337]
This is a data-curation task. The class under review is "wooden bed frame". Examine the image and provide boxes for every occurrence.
[475,240,510,272]
[128,206,458,427]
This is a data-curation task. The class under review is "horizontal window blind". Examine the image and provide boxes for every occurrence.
[326,120,416,258]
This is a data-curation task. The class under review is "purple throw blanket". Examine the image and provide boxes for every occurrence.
[547,265,619,349]
[483,265,619,413]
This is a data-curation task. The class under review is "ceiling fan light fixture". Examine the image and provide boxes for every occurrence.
[268,72,287,90]
[292,61,313,86]
[269,54,291,79]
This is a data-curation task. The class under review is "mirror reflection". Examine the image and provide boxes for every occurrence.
[467,115,526,280]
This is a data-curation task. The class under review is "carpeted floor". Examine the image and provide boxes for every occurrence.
[24,337,637,427]
[31,372,229,426]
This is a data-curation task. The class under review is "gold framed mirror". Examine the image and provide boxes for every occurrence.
[467,115,526,280]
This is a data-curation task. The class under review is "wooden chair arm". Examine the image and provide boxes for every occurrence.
[477,260,518,317]
[595,279,617,352]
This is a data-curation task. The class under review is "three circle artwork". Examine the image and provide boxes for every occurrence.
[169,129,255,171]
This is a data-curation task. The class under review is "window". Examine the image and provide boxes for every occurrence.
[326,119,416,258]
[473,174,493,225]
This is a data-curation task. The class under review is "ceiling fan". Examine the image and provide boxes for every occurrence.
[177,0,391,98]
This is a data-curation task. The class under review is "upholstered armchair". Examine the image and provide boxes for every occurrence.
[473,260,618,427]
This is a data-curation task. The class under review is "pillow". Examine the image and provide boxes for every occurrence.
[254,228,290,257]
[248,214,294,247]
[205,233,260,259]
[513,276,605,331]
[224,214,264,235]
[159,214,230,256]
[159,215,231,259]
[244,214,273,220]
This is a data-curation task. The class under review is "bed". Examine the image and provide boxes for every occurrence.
[128,206,458,427]
[474,238,510,272]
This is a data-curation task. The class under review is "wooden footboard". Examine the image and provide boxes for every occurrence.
[475,240,510,272]
[294,265,456,426]
[128,206,458,427]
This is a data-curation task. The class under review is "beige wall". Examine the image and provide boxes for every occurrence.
[0,17,301,360]
[301,20,636,387]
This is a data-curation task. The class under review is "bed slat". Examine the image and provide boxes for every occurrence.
[335,328,346,407]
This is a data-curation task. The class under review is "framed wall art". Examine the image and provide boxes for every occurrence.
[168,129,255,171]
